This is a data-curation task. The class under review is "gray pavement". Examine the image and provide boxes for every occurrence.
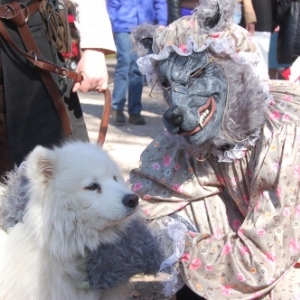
[78,57,167,181]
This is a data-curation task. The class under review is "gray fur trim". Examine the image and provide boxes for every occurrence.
[86,217,166,291]
[130,23,157,57]
[196,0,236,33]
[0,164,29,231]
[211,56,268,148]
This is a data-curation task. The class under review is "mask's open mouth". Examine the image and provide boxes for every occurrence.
[180,96,216,137]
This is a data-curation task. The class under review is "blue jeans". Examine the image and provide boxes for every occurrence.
[112,32,144,115]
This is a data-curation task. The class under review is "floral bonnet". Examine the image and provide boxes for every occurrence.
[134,0,260,88]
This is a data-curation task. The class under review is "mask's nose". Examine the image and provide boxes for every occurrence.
[163,105,183,126]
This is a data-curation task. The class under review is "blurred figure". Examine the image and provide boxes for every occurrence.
[268,26,292,79]
[273,0,300,65]
[234,0,256,34]
[269,0,300,81]
[238,0,275,79]
[167,0,199,23]
[107,0,168,126]
[251,0,275,79]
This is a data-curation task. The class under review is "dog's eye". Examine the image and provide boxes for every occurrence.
[113,175,117,182]
[85,183,101,192]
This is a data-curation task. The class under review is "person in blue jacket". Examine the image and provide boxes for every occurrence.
[107,0,168,125]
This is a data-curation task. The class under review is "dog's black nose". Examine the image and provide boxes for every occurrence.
[122,194,139,208]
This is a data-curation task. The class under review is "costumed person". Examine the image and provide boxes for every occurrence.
[128,0,300,298]
[0,0,116,181]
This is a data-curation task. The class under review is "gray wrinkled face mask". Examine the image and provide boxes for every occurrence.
[158,51,228,146]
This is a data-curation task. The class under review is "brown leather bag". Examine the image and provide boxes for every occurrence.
[39,0,71,53]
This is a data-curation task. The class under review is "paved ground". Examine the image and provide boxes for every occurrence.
[78,58,173,300]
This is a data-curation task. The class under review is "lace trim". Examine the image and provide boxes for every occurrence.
[137,35,260,91]
[211,129,260,163]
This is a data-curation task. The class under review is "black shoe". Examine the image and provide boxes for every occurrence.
[111,109,125,125]
[129,114,146,125]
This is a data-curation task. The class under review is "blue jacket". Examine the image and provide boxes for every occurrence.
[107,0,168,33]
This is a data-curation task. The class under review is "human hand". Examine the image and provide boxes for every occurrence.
[246,22,255,35]
[72,49,108,93]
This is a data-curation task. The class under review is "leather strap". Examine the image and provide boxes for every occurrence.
[0,0,73,136]
[0,1,83,82]
[97,89,111,146]
[0,0,111,144]
[0,0,40,20]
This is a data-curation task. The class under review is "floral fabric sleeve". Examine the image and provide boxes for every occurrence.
[130,132,223,219]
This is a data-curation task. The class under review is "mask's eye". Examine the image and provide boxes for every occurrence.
[190,67,205,78]
[113,175,117,182]
[85,183,102,193]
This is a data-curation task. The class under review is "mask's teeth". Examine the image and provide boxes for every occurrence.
[199,114,204,127]
[199,109,210,127]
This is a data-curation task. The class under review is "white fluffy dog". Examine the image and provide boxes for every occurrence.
[0,142,140,300]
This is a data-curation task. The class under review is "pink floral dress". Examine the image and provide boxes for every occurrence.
[130,81,300,299]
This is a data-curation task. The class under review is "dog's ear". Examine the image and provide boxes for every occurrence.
[26,146,56,180]
[130,24,156,57]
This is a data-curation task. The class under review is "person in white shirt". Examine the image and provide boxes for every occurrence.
[72,0,116,92]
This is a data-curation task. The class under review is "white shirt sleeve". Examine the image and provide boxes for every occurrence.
[70,0,116,53]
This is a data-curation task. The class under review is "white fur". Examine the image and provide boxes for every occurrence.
[0,142,139,300]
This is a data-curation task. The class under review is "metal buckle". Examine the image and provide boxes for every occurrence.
[59,67,69,78]
[19,3,29,22]
[30,52,38,67]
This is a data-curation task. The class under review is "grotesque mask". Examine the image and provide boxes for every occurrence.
[131,0,269,151]
[159,51,227,146]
